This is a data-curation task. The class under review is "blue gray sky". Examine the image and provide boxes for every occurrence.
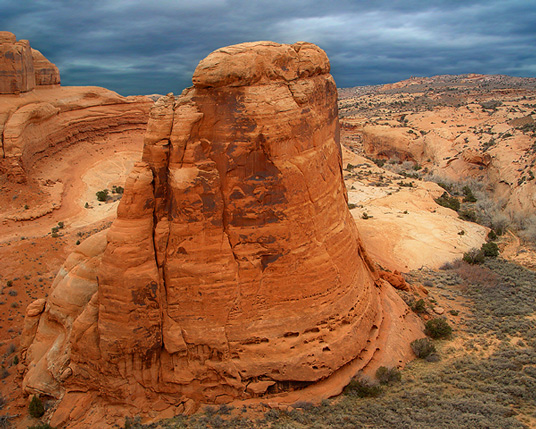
[1,0,535,95]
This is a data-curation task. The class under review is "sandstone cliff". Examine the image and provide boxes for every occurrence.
[21,41,422,426]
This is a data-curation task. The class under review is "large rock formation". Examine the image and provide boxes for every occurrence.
[0,31,35,94]
[22,41,422,426]
[0,31,60,94]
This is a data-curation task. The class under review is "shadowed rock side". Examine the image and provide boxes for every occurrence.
[21,41,422,426]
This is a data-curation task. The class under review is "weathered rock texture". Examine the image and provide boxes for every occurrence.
[22,41,422,426]
[32,48,61,86]
[1,33,151,185]
[0,31,60,94]
[0,86,151,183]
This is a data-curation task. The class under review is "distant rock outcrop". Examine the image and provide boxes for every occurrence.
[21,41,422,427]
[0,31,59,94]
[32,48,60,86]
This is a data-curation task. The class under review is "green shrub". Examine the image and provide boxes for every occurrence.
[96,189,109,202]
[28,424,55,429]
[348,203,357,210]
[344,377,383,398]
[463,249,485,265]
[411,338,436,359]
[29,395,45,418]
[375,366,401,385]
[487,230,498,241]
[425,318,453,339]
[481,242,499,258]
[462,186,477,203]
[411,299,426,313]
[459,209,478,222]
[435,192,460,212]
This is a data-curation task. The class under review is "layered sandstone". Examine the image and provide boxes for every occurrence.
[0,31,61,94]
[32,48,61,86]
[0,86,151,184]
[339,74,536,217]
[0,31,35,94]
[22,42,422,426]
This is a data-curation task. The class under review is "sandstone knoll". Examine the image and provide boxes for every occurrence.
[21,41,422,426]
[338,74,536,218]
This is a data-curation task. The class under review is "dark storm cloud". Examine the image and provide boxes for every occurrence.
[1,0,535,95]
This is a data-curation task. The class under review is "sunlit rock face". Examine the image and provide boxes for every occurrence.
[22,41,422,426]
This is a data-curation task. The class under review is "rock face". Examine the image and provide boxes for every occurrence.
[0,31,35,94]
[32,48,61,86]
[0,31,60,94]
[22,41,422,426]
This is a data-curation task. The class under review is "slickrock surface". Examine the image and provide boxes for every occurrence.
[0,32,151,189]
[0,86,151,185]
[21,41,422,426]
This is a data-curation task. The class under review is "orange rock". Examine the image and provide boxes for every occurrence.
[0,32,35,94]
[379,269,409,291]
[22,41,423,426]
[32,48,60,86]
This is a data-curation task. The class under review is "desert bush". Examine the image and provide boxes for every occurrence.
[411,299,426,313]
[411,338,436,359]
[487,230,498,241]
[28,424,55,429]
[434,192,460,211]
[458,208,477,222]
[95,189,109,202]
[425,318,452,339]
[481,242,499,257]
[462,185,477,202]
[344,376,382,398]
[28,395,45,418]
[463,248,485,265]
[375,366,401,385]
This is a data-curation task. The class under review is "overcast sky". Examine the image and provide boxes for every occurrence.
[1,0,535,95]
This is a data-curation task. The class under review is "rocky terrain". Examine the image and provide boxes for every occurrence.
[339,74,536,228]
[1,34,532,429]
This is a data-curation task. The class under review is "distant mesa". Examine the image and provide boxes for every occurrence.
[21,41,422,426]
[0,31,60,94]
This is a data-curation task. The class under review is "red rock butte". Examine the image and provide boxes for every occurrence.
[21,41,422,425]
[0,31,60,94]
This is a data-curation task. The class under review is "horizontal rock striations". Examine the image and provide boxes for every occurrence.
[0,33,151,185]
[22,41,422,426]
